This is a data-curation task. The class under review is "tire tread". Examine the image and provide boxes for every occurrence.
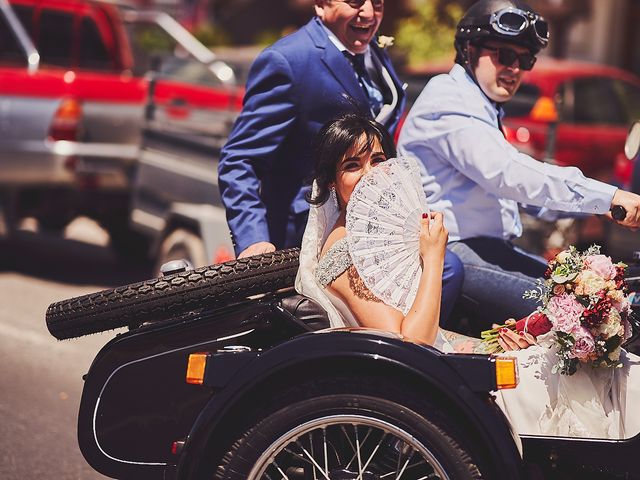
[46,249,300,340]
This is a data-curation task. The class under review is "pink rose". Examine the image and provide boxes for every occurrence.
[584,255,617,281]
[571,326,596,361]
[547,293,583,334]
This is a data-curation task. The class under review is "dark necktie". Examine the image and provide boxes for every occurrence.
[496,104,505,137]
[345,52,384,117]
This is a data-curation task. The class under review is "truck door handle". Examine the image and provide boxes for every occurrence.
[169,97,187,106]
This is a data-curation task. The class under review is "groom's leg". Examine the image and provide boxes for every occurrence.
[448,237,547,331]
[440,248,464,326]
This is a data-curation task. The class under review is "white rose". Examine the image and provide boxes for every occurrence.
[608,348,621,363]
[599,309,621,338]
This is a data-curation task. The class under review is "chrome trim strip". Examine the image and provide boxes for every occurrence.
[50,141,139,159]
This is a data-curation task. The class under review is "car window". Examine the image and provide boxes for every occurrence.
[502,83,541,118]
[0,5,33,65]
[157,56,223,87]
[79,16,112,71]
[127,22,227,87]
[13,4,34,33]
[38,9,74,68]
[0,12,24,64]
[126,22,180,76]
[612,79,640,123]
[572,77,627,125]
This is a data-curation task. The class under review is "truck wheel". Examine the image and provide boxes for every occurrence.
[108,224,152,263]
[37,215,70,234]
[155,228,208,274]
[213,378,483,480]
[46,249,299,340]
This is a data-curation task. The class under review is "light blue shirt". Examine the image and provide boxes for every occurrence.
[397,63,617,242]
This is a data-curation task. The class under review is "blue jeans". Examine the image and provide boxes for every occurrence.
[448,238,547,330]
[441,249,464,327]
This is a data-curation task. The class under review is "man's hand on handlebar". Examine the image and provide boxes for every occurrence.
[238,241,276,259]
[609,190,640,230]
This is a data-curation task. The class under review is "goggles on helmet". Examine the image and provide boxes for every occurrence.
[489,7,549,47]
[481,45,537,71]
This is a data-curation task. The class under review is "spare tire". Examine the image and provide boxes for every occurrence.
[46,249,300,340]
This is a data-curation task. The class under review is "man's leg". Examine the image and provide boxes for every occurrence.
[440,249,464,326]
[448,238,547,331]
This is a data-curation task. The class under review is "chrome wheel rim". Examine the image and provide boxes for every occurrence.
[248,414,451,480]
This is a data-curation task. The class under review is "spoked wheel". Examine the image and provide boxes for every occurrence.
[249,414,451,480]
[214,379,483,480]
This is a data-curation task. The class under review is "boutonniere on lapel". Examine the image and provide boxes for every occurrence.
[377,35,395,49]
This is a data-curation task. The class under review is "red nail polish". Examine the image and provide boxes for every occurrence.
[422,212,429,218]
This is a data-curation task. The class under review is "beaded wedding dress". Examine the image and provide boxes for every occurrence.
[295,159,640,440]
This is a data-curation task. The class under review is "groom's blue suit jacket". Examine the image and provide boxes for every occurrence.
[218,17,406,254]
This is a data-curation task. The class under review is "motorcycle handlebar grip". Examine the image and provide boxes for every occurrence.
[611,205,627,221]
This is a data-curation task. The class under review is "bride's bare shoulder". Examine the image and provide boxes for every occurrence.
[320,225,347,257]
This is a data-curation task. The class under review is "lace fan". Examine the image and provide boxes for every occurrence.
[345,157,428,315]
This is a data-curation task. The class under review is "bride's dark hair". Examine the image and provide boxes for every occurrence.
[307,113,397,205]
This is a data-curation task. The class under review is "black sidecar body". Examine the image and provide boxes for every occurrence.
[46,249,640,480]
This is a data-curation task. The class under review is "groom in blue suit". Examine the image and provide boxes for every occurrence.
[218,0,463,323]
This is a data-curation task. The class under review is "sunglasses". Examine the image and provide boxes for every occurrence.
[490,7,549,47]
[340,0,384,9]
[482,45,537,71]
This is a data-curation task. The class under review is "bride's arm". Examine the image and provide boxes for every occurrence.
[329,213,447,346]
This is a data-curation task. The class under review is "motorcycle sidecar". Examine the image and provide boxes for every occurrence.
[46,249,640,480]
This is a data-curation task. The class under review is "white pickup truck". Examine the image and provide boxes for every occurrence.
[0,0,238,268]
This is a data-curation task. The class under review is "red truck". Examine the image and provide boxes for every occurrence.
[0,0,241,266]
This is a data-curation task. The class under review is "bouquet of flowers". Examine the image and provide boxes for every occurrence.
[481,245,633,375]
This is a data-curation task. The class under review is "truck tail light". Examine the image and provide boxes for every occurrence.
[49,98,82,141]
[495,357,518,389]
[213,246,234,264]
[171,440,185,456]
[186,352,209,385]
[530,96,558,123]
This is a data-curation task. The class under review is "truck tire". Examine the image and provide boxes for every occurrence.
[155,228,208,275]
[107,223,153,263]
[46,248,299,340]
[212,377,483,480]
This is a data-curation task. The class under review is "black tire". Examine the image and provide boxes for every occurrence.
[46,248,299,340]
[213,377,482,480]
[37,215,70,234]
[108,223,153,263]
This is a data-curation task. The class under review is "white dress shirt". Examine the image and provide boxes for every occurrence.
[397,63,616,242]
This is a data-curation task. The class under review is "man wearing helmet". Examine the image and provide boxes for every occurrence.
[398,0,640,330]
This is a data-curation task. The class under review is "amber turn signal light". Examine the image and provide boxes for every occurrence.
[186,353,209,385]
[495,357,519,390]
[530,95,558,123]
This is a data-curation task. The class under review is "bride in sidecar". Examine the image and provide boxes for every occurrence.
[296,113,640,440]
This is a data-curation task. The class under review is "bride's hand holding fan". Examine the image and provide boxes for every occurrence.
[419,211,447,267]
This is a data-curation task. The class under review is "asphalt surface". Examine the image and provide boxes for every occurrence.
[0,218,151,480]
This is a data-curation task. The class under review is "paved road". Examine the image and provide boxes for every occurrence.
[0,219,151,480]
